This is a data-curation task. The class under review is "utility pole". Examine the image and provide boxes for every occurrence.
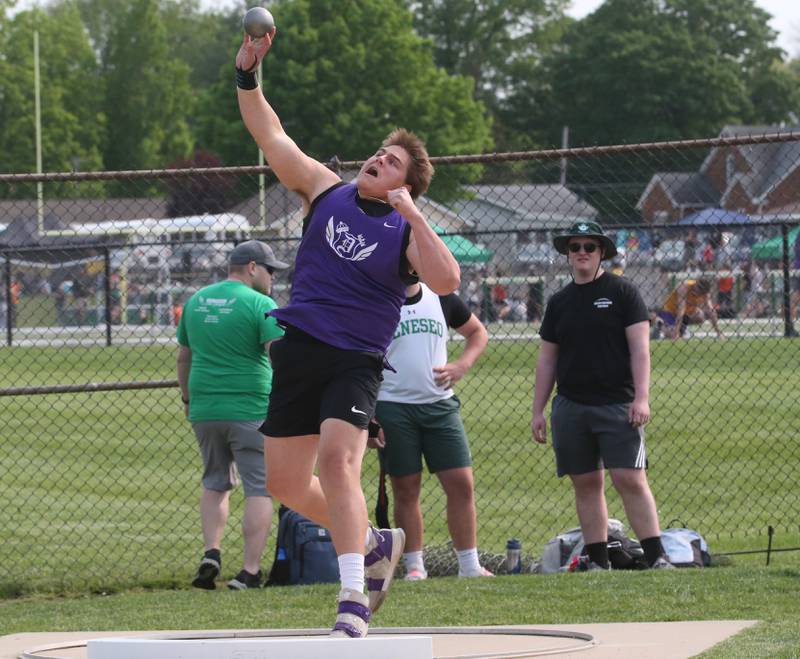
[258,60,266,230]
[559,125,569,187]
[34,30,44,236]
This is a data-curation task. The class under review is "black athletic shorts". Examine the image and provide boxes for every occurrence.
[259,326,384,437]
[550,394,647,477]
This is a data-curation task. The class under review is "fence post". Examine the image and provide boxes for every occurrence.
[104,247,112,347]
[780,224,795,338]
[4,255,12,347]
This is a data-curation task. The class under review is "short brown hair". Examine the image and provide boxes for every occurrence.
[382,128,433,199]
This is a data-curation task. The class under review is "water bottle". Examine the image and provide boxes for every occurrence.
[505,538,521,574]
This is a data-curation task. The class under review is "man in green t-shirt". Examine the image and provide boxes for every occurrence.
[177,240,288,590]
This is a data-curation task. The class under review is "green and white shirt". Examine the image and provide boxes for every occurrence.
[177,280,283,422]
[379,283,471,404]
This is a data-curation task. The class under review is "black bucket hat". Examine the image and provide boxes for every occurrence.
[553,221,617,260]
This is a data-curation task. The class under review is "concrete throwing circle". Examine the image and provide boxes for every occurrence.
[21,626,596,659]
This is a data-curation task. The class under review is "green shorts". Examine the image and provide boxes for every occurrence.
[375,396,472,477]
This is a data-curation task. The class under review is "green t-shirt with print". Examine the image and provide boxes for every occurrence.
[177,280,283,422]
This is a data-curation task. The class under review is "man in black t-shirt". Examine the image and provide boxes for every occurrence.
[531,221,672,571]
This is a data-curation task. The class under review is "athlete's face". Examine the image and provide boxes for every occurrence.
[356,145,411,200]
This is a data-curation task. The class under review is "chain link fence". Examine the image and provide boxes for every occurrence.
[2,131,799,593]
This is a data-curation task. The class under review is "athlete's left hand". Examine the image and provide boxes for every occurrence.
[433,362,467,388]
[367,427,386,449]
[387,187,419,220]
[628,399,650,427]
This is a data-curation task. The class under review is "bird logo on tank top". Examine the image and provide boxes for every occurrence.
[326,218,378,261]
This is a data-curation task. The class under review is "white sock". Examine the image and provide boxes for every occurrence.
[456,547,481,575]
[338,553,365,592]
[403,550,425,572]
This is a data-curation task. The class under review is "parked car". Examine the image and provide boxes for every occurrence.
[653,239,688,271]
[515,242,559,270]
[168,242,232,274]
[110,245,171,272]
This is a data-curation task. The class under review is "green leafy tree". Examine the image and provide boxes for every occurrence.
[77,0,240,89]
[664,0,798,125]
[0,5,104,184]
[746,59,800,125]
[102,0,193,172]
[407,0,569,99]
[541,0,795,147]
[74,0,119,69]
[543,0,744,146]
[165,150,235,217]
[196,0,491,200]
[160,0,243,90]
[405,0,570,149]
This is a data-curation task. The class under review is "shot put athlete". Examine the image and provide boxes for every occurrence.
[235,23,460,637]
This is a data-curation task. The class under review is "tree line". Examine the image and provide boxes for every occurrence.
[1,0,797,180]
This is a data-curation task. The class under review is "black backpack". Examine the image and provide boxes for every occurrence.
[540,519,648,572]
[605,526,649,570]
[266,505,340,586]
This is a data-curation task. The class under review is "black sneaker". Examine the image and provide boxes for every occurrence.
[227,569,263,590]
[191,555,220,590]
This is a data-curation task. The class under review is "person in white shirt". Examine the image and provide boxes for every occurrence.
[371,281,491,580]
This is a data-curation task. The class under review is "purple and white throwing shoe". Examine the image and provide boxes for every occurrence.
[364,526,406,613]
[330,588,371,638]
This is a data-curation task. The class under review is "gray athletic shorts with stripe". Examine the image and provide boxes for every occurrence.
[550,395,646,477]
[192,419,269,497]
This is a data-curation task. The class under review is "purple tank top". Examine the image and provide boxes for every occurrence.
[271,183,409,353]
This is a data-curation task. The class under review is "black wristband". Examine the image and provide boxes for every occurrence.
[236,67,258,90]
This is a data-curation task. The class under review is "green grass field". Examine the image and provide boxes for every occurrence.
[2,336,799,597]
[2,337,799,595]
[1,567,799,657]
[1,335,799,655]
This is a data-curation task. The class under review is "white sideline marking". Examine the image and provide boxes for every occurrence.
[87,636,433,659]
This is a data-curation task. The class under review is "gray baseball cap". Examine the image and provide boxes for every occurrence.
[229,240,290,270]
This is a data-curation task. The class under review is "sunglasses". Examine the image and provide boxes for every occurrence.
[256,263,275,275]
[568,242,598,254]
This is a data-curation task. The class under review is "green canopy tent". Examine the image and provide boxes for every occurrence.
[433,226,493,264]
[751,226,800,260]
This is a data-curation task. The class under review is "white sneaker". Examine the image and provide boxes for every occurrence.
[458,566,495,578]
[403,567,428,581]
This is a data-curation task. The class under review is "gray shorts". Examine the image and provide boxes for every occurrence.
[551,395,646,477]
[192,419,269,497]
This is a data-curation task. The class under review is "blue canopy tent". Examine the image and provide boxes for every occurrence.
[677,208,752,226]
